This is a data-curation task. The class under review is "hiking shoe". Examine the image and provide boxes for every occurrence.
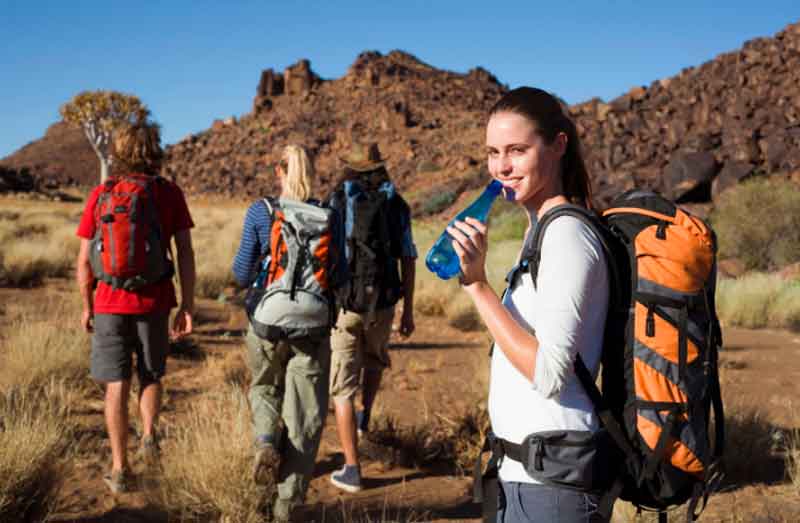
[103,468,131,494]
[272,498,293,523]
[137,434,161,468]
[253,444,281,487]
[330,464,362,493]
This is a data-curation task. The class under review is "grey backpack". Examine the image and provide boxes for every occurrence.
[245,198,337,341]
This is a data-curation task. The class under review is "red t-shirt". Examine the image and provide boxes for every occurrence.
[76,176,194,315]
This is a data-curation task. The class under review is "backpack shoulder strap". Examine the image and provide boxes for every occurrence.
[262,197,276,217]
[525,204,624,310]
[526,204,601,286]
[524,205,640,493]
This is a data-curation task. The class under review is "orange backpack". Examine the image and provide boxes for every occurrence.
[524,190,725,522]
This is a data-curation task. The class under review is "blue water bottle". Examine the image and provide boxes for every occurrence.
[425,179,503,280]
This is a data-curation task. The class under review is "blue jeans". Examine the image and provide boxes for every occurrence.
[497,481,607,523]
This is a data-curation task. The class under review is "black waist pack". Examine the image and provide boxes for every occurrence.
[512,429,619,493]
[474,428,619,514]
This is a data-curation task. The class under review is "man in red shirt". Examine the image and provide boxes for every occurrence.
[75,123,196,493]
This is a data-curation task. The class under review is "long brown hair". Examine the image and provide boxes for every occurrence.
[112,122,163,176]
[489,87,593,210]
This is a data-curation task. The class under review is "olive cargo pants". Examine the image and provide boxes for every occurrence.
[245,325,331,504]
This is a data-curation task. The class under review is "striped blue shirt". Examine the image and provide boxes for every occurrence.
[232,200,272,287]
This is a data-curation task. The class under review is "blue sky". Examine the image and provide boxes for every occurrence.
[1,1,797,157]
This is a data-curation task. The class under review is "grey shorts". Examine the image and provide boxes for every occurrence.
[91,313,169,385]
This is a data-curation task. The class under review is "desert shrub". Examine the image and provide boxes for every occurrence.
[716,273,800,330]
[416,160,442,173]
[448,404,490,473]
[722,405,785,486]
[364,403,489,475]
[445,293,482,331]
[361,415,447,469]
[419,189,458,216]
[711,177,800,271]
[0,385,71,522]
[154,386,265,522]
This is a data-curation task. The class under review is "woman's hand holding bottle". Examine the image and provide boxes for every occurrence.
[447,217,489,287]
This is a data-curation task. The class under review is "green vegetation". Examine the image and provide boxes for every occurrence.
[419,189,457,216]
[712,177,800,271]
[416,160,442,173]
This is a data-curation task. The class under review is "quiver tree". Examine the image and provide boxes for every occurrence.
[60,91,150,183]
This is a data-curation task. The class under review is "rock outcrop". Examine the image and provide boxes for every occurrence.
[4,21,800,210]
[163,50,506,199]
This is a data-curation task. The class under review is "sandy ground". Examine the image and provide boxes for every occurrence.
[2,280,800,522]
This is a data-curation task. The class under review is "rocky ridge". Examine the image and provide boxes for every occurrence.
[162,50,505,201]
[570,21,800,204]
[3,22,800,207]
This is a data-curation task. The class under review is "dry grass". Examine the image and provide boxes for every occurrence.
[0,384,72,522]
[0,206,80,287]
[153,386,266,523]
[317,502,428,522]
[190,202,247,299]
[722,405,785,487]
[716,273,800,330]
[788,424,800,495]
[0,296,92,394]
[0,197,248,298]
[414,213,519,332]
[362,402,489,476]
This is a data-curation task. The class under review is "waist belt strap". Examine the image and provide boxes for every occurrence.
[496,437,526,464]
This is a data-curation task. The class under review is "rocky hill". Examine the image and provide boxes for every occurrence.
[162,51,505,202]
[572,22,800,205]
[3,21,800,208]
[1,121,98,188]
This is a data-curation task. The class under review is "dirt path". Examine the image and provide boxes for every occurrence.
[3,282,798,522]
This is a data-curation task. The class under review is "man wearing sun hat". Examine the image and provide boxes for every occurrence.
[327,141,417,493]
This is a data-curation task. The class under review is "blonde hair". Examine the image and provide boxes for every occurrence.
[280,144,314,201]
[112,122,163,176]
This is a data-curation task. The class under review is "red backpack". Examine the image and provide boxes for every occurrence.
[88,175,174,290]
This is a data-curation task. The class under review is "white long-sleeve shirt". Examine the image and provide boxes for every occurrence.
[488,215,609,484]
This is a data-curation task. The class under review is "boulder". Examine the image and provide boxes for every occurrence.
[712,161,754,200]
[662,151,719,202]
